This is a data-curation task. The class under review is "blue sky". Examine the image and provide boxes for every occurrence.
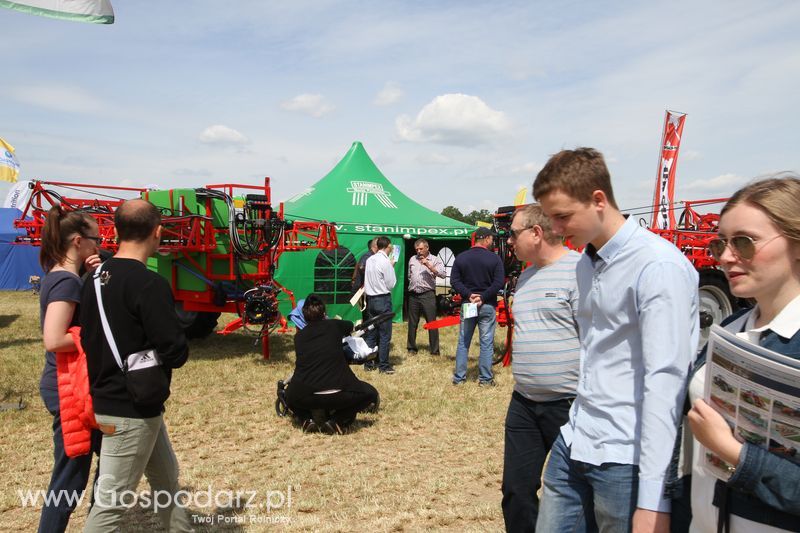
[2,0,799,216]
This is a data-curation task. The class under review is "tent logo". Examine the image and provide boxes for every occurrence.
[347,181,397,209]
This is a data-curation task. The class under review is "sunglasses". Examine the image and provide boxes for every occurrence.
[508,226,533,240]
[707,234,781,261]
[81,234,104,245]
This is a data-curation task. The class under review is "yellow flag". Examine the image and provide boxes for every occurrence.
[0,138,21,183]
[513,187,527,206]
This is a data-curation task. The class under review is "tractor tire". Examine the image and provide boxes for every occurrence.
[698,270,738,349]
[175,303,220,339]
[184,312,221,339]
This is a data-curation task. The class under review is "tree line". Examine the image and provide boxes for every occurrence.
[439,206,494,226]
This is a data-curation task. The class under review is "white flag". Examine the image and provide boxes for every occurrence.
[0,0,114,24]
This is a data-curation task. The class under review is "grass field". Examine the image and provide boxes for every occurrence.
[0,291,513,532]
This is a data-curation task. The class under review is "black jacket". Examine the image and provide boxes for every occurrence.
[291,319,360,395]
[80,258,188,418]
[450,246,505,307]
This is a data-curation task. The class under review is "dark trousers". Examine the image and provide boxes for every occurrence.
[406,290,439,353]
[365,294,392,370]
[287,381,379,425]
[39,403,100,533]
[502,391,573,533]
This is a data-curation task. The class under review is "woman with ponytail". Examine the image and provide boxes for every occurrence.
[38,206,102,532]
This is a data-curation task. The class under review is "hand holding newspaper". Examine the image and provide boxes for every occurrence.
[701,325,800,481]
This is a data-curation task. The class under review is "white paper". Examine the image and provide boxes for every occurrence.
[349,286,365,308]
[461,302,478,319]
[702,325,800,481]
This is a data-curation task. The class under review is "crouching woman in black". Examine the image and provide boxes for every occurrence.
[286,294,379,434]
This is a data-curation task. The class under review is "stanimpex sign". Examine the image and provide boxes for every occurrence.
[333,223,472,237]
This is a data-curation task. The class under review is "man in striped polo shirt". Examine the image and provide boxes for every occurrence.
[501,203,581,533]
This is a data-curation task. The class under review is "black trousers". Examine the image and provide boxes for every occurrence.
[501,391,573,533]
[287,380,379,426]
[406,290,438,353]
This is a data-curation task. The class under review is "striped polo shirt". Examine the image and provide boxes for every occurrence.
[511,250,581,402]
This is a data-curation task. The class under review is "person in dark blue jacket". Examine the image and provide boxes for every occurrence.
[450,227,505,386]
[672,175,800,532]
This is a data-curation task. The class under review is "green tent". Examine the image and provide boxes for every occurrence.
[275,141,475,322]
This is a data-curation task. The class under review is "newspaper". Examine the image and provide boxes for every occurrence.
[702,324,800,481]
[461,302,478,319]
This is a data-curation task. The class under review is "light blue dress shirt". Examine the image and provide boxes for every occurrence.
[561,216,699,512]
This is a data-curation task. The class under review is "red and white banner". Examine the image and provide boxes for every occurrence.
[650,111,687,230]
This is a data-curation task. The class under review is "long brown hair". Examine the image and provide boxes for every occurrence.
[39,206,95,272]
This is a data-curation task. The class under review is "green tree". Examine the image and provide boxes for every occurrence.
[463,209,493,226]
[440,205,466,223]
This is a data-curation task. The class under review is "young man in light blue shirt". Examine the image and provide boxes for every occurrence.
[533,148,699,533]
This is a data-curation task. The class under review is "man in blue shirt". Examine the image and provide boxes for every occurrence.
[450,227,505,386]
[533,148,699,533]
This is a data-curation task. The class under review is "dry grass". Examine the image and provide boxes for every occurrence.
[0,291,512,532]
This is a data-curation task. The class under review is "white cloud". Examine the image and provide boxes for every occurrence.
[10,84,109,114]
[416,152,452,165]
[395,93,512,146]
[682,150,702,161]
[373,82,404,106]
[280,93,335,118]
[198,125,249,145]
[682,173,747,193]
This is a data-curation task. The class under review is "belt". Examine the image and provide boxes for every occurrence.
[410,290,434,295]
[367,293,390,298]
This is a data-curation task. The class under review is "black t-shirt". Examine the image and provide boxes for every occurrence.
[80,257,189,418]
[39,270,82,412]
[291,319,360,394]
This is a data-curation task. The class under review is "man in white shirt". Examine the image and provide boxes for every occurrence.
[364,236,397,374]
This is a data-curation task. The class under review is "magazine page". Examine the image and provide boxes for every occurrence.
[702,325,800,481]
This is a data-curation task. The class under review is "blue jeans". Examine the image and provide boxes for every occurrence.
[537,434,638,533]
[453,303,496,383]
[365,294,392,370]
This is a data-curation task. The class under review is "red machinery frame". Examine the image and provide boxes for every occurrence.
[15,179,338,359]
[649,198,728,270]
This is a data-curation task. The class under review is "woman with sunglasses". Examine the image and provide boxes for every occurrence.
[678,175,800,532]
[37,206,102,532]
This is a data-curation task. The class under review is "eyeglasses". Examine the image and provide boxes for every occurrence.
[707,234,781,261]
[508,226,533,240]
[81,234,103,245]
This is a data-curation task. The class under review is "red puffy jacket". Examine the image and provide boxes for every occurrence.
[56,327,98,458]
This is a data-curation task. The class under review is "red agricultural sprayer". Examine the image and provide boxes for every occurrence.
[14,178,338,359]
